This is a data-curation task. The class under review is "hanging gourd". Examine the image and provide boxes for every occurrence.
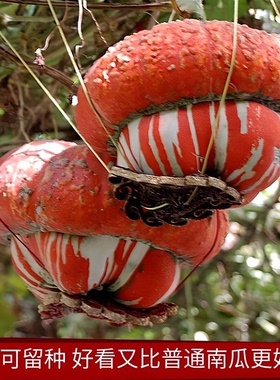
[0,140,228,258]
[0,140,229,325]
[75,19,280,225]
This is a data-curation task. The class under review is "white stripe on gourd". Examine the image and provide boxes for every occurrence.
[38,233,133,292]
[213,102,229,174]
[111,249,181,308]
[188,104,201,172]
[242,158,279,195]
[117,101,280,199]
[236,102,249,134]
[225,139,264,184]
[108,242,150,292]
[10,238,57,300]
[9,231,181,309]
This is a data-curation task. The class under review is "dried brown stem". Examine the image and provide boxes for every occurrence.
[0,0,171,11]
[0,46,79,94]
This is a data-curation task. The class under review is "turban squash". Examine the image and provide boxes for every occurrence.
[2,19,279,326]
[0,140,228,326]
[75,19,280,226]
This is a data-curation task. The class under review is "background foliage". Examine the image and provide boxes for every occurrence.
[1,0,280,341]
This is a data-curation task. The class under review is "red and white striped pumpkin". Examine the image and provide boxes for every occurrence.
[11,231,181,309]
[117,101,280,205]
[76,19,280,155]
[0,137,229,324]
[75,19,280,220]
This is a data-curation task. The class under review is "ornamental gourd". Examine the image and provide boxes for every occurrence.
[113,101,280,224]
[0,140,228,261]
[75,19,280,225]
[0,140,229,325]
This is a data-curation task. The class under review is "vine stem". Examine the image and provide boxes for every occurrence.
[0,0,171,11]
[46,0,113,173]
[176,0,240,290]
[185,0,239,205]
[0,46,79,92]
[46,0,128,169]
[0,30,109,173]
[201,0,239,175]
[270,0,280,18]
[0,217,44,267]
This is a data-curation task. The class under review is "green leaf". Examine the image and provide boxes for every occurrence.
[204,0,249,21]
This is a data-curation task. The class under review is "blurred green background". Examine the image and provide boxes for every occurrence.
[1,0,280,340]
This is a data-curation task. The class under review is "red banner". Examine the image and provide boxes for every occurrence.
[0,338,279,379]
